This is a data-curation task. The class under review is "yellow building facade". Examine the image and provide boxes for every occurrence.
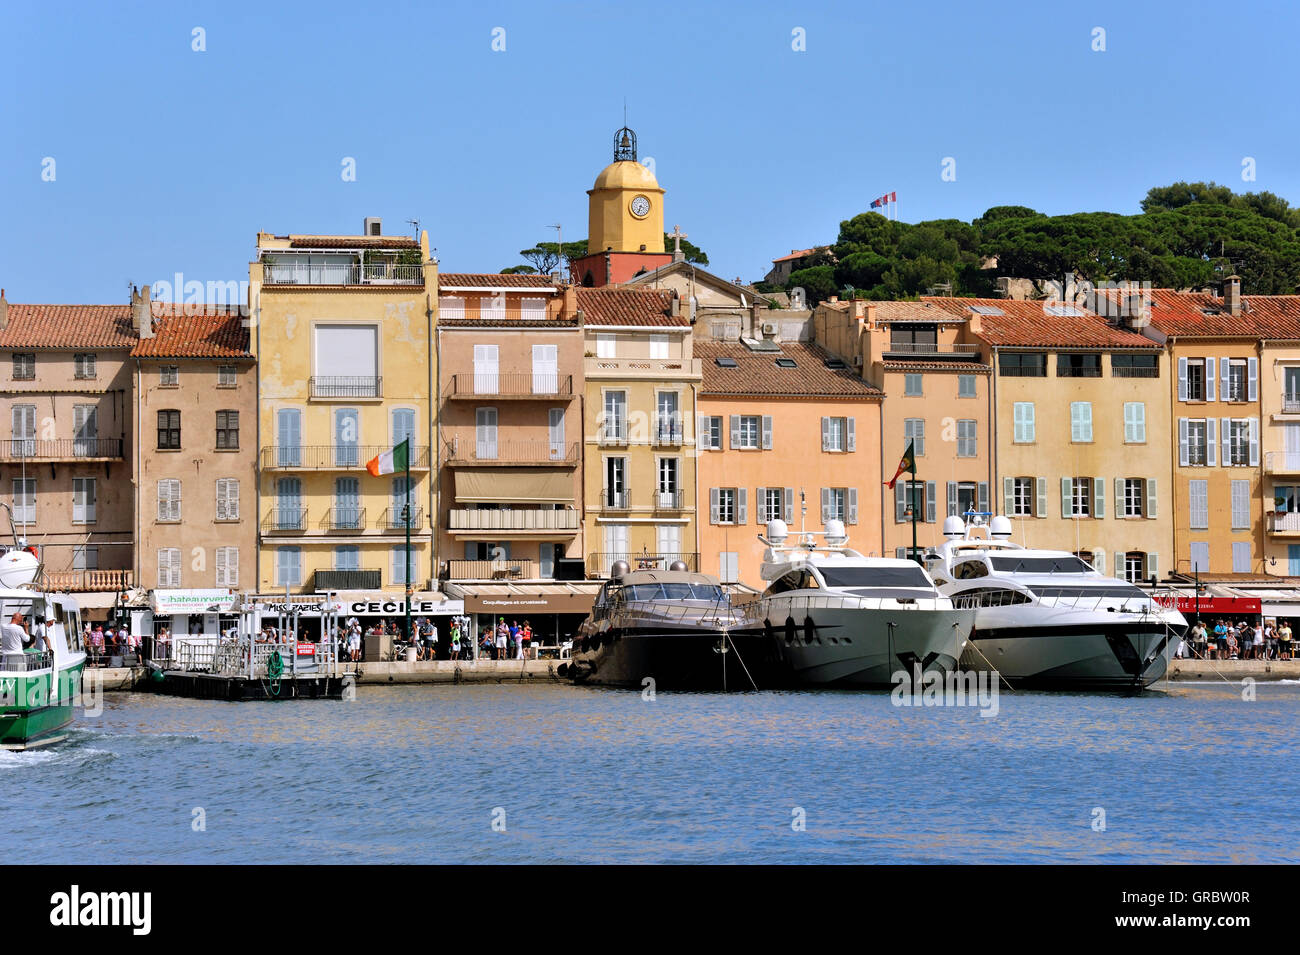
[249,224,436,594]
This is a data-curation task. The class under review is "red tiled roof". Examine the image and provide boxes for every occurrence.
[697,341,882,398]
[288,235,418,249]
[922,297,1159,349]
[772,247,821,264]
[0,304,136,349]
[438,273,559,288]
[130,305,251,359]
[576,288,682,327]
[1145,289,1300,339]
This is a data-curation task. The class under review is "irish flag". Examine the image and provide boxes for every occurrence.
[366,438,409,477]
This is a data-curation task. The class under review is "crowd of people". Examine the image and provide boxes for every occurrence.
[477,618,534,660]
[83,621,145,667]
[1179,619,1294,660]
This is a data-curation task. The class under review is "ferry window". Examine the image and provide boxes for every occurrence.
[953,560,988,580]
[990,556,1092,574]
[819,567,932,589]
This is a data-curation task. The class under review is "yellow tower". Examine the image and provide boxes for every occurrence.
[587,127,664,255]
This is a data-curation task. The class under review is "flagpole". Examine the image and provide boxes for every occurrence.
[910,456,918,563]
[403,437,412,645]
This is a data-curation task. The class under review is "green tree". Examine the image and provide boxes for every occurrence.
[785,265,838,306]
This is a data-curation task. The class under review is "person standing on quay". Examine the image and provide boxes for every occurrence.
[495,618,508,660]
[1280,620,1293,660]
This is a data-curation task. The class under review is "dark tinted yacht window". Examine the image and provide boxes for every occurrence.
[819,567,932,589]
[990,556,1092,574]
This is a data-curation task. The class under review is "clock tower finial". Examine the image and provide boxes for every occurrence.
[613,125,637,163]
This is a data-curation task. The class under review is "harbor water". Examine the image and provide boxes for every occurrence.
[3,681,1298,864]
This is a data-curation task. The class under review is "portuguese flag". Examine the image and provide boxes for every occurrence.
[885,440,915,489]
[366,438,409,477]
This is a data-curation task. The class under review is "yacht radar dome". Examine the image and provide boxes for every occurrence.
[668,559,688,572]
[942,515,966,539]
[989,515,1013,539]
[765,519,788,543]
[610,560,630,580]
[824,519,847,546]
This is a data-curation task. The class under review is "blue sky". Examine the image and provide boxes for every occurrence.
[3,0,1298,303]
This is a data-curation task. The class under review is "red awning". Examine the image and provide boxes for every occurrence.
[1152,595,1261,616]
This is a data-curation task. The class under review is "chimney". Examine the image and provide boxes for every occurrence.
[132,284,154,339]
[363,217,382,237]
[561,284,578,319]
[670,290,682,319]
[0,289,8,331]
[1224,275,1241,316]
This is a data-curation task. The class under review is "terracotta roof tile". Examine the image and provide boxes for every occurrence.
[438,273,558,288]
[0,304,136,349]
[871,300,968,323]
[130,305,251,359]
[576,287,683,327]
[1145,289,1300,339]
[881,361,991,373]
[698,341,882,398]
[288,235,418,249]
[921,297,1159,349]
[771,247,821,263]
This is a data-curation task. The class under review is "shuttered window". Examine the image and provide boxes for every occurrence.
[1123,402,1146,443]
[216,410,239,449]
[1188,480,1209,530]
[158,548,181,587]
[1070,402,1093,442]
[956,419,977,457]
[215,547,239,587]
[216,479,240,521]
[157,479,181,522]
[904,418,925,456]
[1013,403,1034,443]
[1230,479,1250,530]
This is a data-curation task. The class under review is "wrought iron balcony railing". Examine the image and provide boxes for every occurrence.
[444,373,574,398]
[319,507,366,531]
[0,438,124,462]
[260,445,431,470]
[262,507,308,532]
[309,376,382,398]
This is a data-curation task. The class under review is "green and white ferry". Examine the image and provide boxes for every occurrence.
[0,544,86,750]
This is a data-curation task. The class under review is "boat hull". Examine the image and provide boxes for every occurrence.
[960,617,1179,690]
[570,626,785,691]
[0,659,85,750]
[754,600,974,688]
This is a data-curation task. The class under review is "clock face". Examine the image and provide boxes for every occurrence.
[629,195,651,218]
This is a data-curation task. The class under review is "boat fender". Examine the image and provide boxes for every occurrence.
[556,663,569,677]
[763,618,774,642]
[804,618,816,645]
[785,617,796,646]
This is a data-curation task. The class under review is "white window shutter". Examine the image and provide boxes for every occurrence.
[1082,403,1093,441]
[729,415,740,449]
[1249,418,1259,467]
[821,417,831,452]
[1061,477,1072,518]
[1178,357,1188,401]
[1094,477,1105,518]
[1036,477,1047,518]
[1146,553,1158,580]
[820,488,830,522]
[709,488,720,524]
[761,415,773,450]
[1206,419,1217,467]
[1178,418,1189,466]
[737,488,747,525]
[784,487,794,523]
[227,548,239,587]
[1248,357,1258,402]
[697,414,709,449]
[215,548,227,585]
[1205,357,1216,401]
[1146,478,1157,519]
[1115,477,1124,516]
[1114,552,1124,579]
[895,481,906,523]
[1220,416,1231,466]
[1026,403,1035,442]
[1220,357,1230,400]
[847,488,858,524]
[924,481,936,523]
[946,481,958,517]
[1093,550,1104,575]
[847,417,856,451]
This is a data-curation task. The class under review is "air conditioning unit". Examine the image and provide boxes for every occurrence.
[761,322,778,336]
[852,355,863,367]
[363,217,382,236]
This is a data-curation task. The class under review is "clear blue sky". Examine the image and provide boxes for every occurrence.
[3,0,1298,303]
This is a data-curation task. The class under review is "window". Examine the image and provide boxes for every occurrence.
[1123,553,1147,583]
[334,546,360,572]
[277,408,302,466]
[1189,541,1210,573]
[157,548,181,587]
[823,487,846,522]
[1069,477,1092,517]
[1070,402,1093,442]
[1011,477,1034,516]
[72,477,96,524]
[12,478,35,524]
[657,457,679,507]
[216,410,239,449]
[719,552,739,584]
[276,547,301,587]
[698,415,722,450]
[11,404,35,457]
[904,373,923,396]
[1231,479,1250,530]
[716,488,737,524]
[889,323,937,350]
[391,548,418,586]
[215,547,239,587]
[217,364,237,387]
[605,457,627,508]
[761,487,784,523]
[1013,402,1035,443]
[1226,359,1247,402]
[391,407,416,448]
[649,334,669,359]
[1232,541,1251,574]
[1112,354,1158,378]
[73,405,98,457]
[73,545,98,572]
[1058,353,1101,378]
[733,415,760,449]
[603,391,626,441]
[1225,419,1257,466]
[521,297,547,320]
[1124,402,1146,443]
[438,296,465,319]
[12,353,34,380]
[1189,480,1209,530]
[956,419,977,457]
[157,410,180,449]
[823,416,844,452]
[475,407,497,459]
[216,478,240,521]
[596,334,616,358]
[1000,352,1046,377]
[1123,478,1145,518]
[1183,358,1207,400]
[958,374,977,398]
[157,479,181,522]
[1183,419,1210,466]
[335,407,359,466]
[159,365,179,387]
[314,324,378,394]
[74,353,97,379]
[895,480,934,523]
[904,418,925,456]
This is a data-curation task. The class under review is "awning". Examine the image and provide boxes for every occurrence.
[150,588,239,614]
[455,469,573,504]
[445,581,601,615]
[70,592,121,610]
[331,590,464,617]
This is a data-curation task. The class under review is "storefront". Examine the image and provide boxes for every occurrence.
[1150,591,1262,623]
[146,589,241,637]
[444,581,602,651]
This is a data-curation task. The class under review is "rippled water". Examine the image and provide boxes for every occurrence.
[3,681,1297,864]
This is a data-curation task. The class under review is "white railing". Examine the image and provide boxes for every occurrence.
[1266,451,1300,473]
[1270,511,1300,532]
[262,263,423,286]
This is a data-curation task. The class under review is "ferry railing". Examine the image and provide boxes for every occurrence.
[4,650,54,671]
[741,594,954,617]
[604,601,746,629]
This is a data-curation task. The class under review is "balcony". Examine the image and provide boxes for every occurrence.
[1282,394,1300,414]
[0,438,124,463]
[442,435,579,467]
[379,506,424,531]
[1265,452,1300,476]
[262,262,424,287]
[652,416,684,447]
[882,342,982,361]
[43,569,133,592]
[318,507,366,531]
[597,424,628,446]
[443,558,537,581]
[309,376,382,399]
[600,488,630,510]
[448,508,580,533]
[260,445,431,471]
[588,552,699,576]
[314,569,382,590]
[654,489,685,511]
[444,373,574,400]
[261,507,308,533]
[586,357,703,380]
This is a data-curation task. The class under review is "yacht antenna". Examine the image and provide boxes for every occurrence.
[799,488,806,535]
